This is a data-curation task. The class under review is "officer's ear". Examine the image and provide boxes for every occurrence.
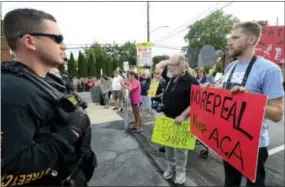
[19,34,37,51]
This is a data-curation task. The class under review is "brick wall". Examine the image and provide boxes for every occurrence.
[1,36,13,62]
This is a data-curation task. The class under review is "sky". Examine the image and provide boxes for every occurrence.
[1,1,285,59]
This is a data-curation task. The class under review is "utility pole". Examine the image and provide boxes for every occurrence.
[147,1,150,42]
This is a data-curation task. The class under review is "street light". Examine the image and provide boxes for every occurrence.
[150,25,170,34]
[149,25,170,41]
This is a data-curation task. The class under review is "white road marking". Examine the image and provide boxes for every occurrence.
[268,144,285,156]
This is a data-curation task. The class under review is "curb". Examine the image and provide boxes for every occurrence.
[91,119,125,129]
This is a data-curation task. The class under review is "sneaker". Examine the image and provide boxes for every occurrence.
[158,146,165,153]
[174,171,186,184]
[133,128,143,133]
[163,166,174,180]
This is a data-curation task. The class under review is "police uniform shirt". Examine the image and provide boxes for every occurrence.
[1,62,78,186]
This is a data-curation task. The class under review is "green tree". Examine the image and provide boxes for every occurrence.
[87,53,96,77]
[152,55,169,70]
[77,51,87,78]
[184,10,240,51]
[118,41,137,66]
[68,52,77,78]
[95,53,103,77]
[83,41,137,76]
[58,63,65,74]
[256,20,268,26]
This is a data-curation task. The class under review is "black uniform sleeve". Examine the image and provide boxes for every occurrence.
[1,103,78,179]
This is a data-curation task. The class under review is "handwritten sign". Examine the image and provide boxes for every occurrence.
[189,85,267,182]
[136,42,152,67]
[147,81,159,98]
[151,116,196,150]
[255,26,284,64]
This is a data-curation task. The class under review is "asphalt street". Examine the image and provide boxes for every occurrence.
[87,120,169,186]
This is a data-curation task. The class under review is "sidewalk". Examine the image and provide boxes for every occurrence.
[86,103,123,125]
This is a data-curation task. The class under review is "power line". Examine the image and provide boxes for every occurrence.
[152,44,182,50]
[152,2,222,44]
[153,2,234,44]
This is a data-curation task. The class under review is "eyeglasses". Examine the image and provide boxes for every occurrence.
[168,63,179,67]
[19,33,64,44]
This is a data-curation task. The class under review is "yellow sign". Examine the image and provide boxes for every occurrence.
[151,116,196,150]
[147,81,159,98]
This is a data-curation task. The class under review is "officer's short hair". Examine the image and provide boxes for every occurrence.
[232,21,262,44]
[3,8,57,52]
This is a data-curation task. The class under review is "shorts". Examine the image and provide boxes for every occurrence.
[141,96,151,110]
[112,90,122,100]
[131,103,142,107]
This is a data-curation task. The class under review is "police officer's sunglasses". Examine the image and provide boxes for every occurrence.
[19,33,64,44]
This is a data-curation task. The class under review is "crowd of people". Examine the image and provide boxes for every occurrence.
[86,21,284,186]
[1,7,284,187]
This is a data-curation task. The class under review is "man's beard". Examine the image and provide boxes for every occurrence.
[229,44,247,58]
[166,72,174,78]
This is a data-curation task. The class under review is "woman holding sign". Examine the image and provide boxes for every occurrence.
[155,54,199,185]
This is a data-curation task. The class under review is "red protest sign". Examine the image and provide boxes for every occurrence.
[255,26,285,64]
[189,85,267,182]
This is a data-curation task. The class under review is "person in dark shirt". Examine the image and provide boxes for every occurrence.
[155,54,199,185]
[1,8,94,186]
[140,71,152,118]
[161,67,170,84]
[150,68,166,114]
[156,66,169,153]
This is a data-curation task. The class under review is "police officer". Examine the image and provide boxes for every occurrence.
[47,66,75,94]
[47,63,88,109]
[1,8,95,186]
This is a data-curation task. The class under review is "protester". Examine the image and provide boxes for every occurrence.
[72,77,78,91]
[197,65,215,84]
[90,78,102,104]
[100,75,112,108]
[217,21,284,186]
[121,70,143,133]
[112,70,124,112]
[140,71,152,118]
[158,66,170,153]
[155,54,199,184]
[150,68,166,117]
[87,77,95,91]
